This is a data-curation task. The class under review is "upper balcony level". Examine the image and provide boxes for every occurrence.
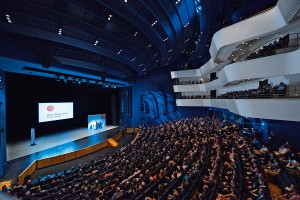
[173,45,300,93]
[210,0,300,64]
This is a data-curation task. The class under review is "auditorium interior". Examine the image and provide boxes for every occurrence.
[0,0,300,199]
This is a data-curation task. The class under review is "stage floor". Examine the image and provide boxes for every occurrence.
[6,125,118,161]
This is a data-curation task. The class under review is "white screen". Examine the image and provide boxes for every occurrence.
[38,102,73,123]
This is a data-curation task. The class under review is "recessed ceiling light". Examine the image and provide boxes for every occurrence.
[108,15,113,20]
[117,49,122,54]
[151,21,158,26]
[94,40,98,45]
[139,64,144,66]
[245,42,248,45]
[58,27,62,35]
[257,37,259,40]
[5,14,12,23]
[163,38,169,42]
[134,32,138,36]
[148,44,152,48]
[168,49,173,52]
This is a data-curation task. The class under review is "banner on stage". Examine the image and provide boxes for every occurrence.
[88,114,106,130]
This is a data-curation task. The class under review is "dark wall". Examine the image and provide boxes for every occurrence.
[6,73,119,142]
[268,119,300,151]
[119,69,207,127]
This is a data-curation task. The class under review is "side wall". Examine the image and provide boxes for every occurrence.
[120,69,207,127]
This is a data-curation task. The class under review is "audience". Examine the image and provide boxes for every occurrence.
[2,116,299,200]
[246,34,290,60]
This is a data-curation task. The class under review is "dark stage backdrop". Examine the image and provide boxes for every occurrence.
[6,73,119,142]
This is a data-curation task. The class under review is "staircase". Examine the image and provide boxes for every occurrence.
[107,138,118,148]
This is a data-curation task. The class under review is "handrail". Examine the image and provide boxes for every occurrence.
[255,33,299,53]
[243,33,300,61]
[176,85,300,99]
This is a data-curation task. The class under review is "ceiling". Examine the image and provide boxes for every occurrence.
[0,0,277,86]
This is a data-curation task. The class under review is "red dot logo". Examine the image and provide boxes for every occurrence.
[47,105,54,112]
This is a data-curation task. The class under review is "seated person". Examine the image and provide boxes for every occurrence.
[275,145,290,156]
[254,145,269,155]
[273,184,299,200]
[286,157,298,169]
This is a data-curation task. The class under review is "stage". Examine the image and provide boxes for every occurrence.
[6,125,119,161]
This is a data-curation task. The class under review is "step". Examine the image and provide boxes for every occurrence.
[107,138,118,148]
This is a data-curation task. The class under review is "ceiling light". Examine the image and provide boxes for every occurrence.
[131,57,136,61]
[139,64,144,66]
[257,37,259,40]
[117,49,122,54]
[168,57,173,60]
[175,0,181,4]
[240,48,242,51]
[94,40,98,45]
[151,20,158,26]
[250,44,252,47]
[124,0,127,2]
[108,15,113,21]
[156,60,159,63]
[185,39,190,43]
[168,49,173,52]
[245,42,248,45]
[154,53,158,57]
[134,32,138,36]
[5,14,12,23]
[148,44,152,48]
[143,68,146,71]
[165,63,169,65]
[184,22,189,27]
[163,38,169,42]
[58,27,62,35]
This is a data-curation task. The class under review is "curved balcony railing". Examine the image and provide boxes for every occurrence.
[176,85,300,100]
[243,33,300,61]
